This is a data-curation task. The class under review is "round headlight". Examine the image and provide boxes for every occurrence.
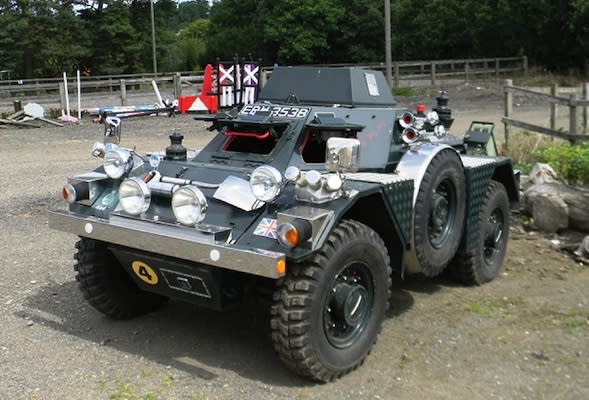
[172,185,207,226]
[119,177,151,215]
[104,148,133,179]
[249,165,284,202]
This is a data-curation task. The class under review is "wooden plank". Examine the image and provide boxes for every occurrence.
[504,85,571,105]
[0,118,41,127]
[502,117,589,141]
[7,110,25,120]
[36,117,64,127]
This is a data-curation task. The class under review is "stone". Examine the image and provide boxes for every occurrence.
[529,163,558,185]
[531,192,569,233]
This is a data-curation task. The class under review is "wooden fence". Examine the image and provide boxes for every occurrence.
[0,56,527,113]
[502,79,589,149]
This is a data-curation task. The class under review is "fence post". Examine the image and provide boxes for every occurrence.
[174,73,182,98]
[120,79,127,106]
[431,62,436,86]
[569,93,577,143]
[59,82,66,112]
[495,58,500,80]
[550,83,558,130]
[465,60,470,83]
[522,56,528,76]
[583,82,588,134]
[504,79,513,151]
[394,62,400,89]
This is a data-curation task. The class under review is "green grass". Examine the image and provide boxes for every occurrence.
[559,310,588,333]
[465,300,506,318]
[393,86,414,96]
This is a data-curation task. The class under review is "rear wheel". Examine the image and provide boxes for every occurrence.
[270,220,391,382]
[453,181,510,285]
[74,238,167,319]
[414,149,466,276]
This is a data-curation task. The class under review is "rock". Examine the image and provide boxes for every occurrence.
[524,182,589,233]
[531,192,569,233]
[529,163,558,185]
[574,236,589,258]
[519,175,533,192]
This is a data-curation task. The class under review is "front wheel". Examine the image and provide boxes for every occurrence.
[74,238,167,319]
[270,220,391,382]
[453,181,510,285]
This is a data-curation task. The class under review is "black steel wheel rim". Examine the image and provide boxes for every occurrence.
[428,179,457,248]
[323,262,374,349]
[484,208,505,265]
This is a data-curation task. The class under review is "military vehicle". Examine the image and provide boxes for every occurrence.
[49,67,518,382]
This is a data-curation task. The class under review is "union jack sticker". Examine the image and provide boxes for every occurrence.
[254,218,278,239]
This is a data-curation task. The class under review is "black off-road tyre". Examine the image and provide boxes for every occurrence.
[453,181,510,285]
[74,238,167,319]
[414,149,466,276]
[270,220,391,382]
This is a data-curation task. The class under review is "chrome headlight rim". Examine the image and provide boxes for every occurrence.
[119,177,151,215]
[249,165,284,203]
[104,147,133,179]
[172,185,208,226]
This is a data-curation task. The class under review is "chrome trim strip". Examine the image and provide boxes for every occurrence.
[48,210,285,279]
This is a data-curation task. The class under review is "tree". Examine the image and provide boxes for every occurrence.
[260,0,345,64]
[173,19,210,70]
[0,0,90,78]
[81,1,142,74]
[204,0,263,62]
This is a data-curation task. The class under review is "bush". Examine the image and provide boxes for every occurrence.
[534,142,589,187]
[506,131,555,174]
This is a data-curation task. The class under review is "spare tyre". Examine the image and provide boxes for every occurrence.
[413,149,465,276]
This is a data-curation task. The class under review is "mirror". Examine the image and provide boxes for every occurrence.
[325,137,360,172]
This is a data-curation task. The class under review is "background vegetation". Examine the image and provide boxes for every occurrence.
[0,0,588,78]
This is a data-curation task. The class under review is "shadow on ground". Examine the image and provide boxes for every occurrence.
[17,273,448,386]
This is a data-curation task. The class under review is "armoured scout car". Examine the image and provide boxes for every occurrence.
[49,67,518,381]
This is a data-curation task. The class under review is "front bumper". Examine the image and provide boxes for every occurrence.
[48,210,286,278]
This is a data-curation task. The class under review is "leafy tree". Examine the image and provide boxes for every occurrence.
[81,1,142,74]
[171,0,209,30]
[173,19,210,70]
[204,0,263,62]
[260,0,345,64]
[0,0,91,78]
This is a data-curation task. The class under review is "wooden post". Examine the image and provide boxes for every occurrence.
[504,79,513,151]
[394,62,400,89]
[550,83,558,130]
[583,82,588,134]
[59,82,66,112]
[260,70,268,88]
[465,60,470,83]
[522,56,528,76]
[431,62,436,86]
[120,79,127,106]
[569,93,577,143]
[174,73,182,98]
[495,58,500,80]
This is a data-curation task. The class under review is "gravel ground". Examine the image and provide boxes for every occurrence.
[0,86,588,399]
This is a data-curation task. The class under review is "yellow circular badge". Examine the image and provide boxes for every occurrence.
[131,261,159,285]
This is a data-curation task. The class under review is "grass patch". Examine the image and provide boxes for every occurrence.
[465,300,508,318]
[393,86,414,96]
[505,131,557,174]
[559,310,588,333]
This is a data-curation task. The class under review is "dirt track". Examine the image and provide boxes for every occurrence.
[0,85,587,399]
